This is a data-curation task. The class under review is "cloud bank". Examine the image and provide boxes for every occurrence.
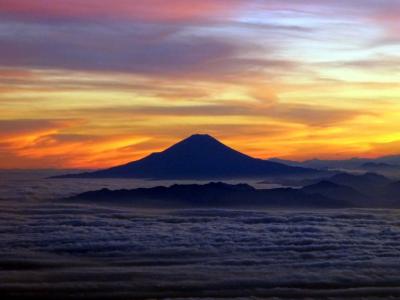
[1,196,400,299]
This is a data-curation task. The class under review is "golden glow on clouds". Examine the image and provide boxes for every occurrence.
[0,0,400,168]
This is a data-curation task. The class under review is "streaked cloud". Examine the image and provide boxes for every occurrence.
[0,1,399,168]
[0,0,246,22]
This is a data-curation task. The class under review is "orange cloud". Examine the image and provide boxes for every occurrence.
[0,119,154,169]
[0,119,81,144]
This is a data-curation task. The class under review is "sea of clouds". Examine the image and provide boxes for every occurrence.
[1,171,400,299]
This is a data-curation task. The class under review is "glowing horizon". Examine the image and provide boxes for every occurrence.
[1,0,400,169]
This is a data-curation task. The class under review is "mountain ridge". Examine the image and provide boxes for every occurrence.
[269,156,400,176]
[67,181,346,209]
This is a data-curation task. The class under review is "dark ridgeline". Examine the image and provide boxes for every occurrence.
[68,172,400,208]
[68,182,346,209]
[54,134,318,179]
[360,162,400,173]
[270,156,400,176]
[300,172,399,207]
[326,172,391,194]
[301,180,368,204]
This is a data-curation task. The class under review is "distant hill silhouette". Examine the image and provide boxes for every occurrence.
[327,172,391,194]
[360,162,400,173]
[300,172,400,207]
[54,134,318,179]
[301,180,369,205]
[269,157,368,170]
[65,172,400,208]
[67,182,347,209]
[270,155,400,176]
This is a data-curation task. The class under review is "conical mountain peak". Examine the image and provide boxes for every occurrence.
[159,134,245,160]
[167,134,226,148]
[179,134,222,145]
[186,133,215,140]
[54,134,317,179]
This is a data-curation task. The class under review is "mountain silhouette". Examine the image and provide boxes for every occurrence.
[327,172,391,193]
[67,182,347,209]
[301,180,369,205]
[269,156,400,177]
[360,162,400,173]
[54,134,318,179]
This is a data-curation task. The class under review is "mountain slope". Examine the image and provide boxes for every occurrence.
[54,134,319,179]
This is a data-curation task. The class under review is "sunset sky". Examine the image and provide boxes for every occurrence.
[1,0,400,169]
